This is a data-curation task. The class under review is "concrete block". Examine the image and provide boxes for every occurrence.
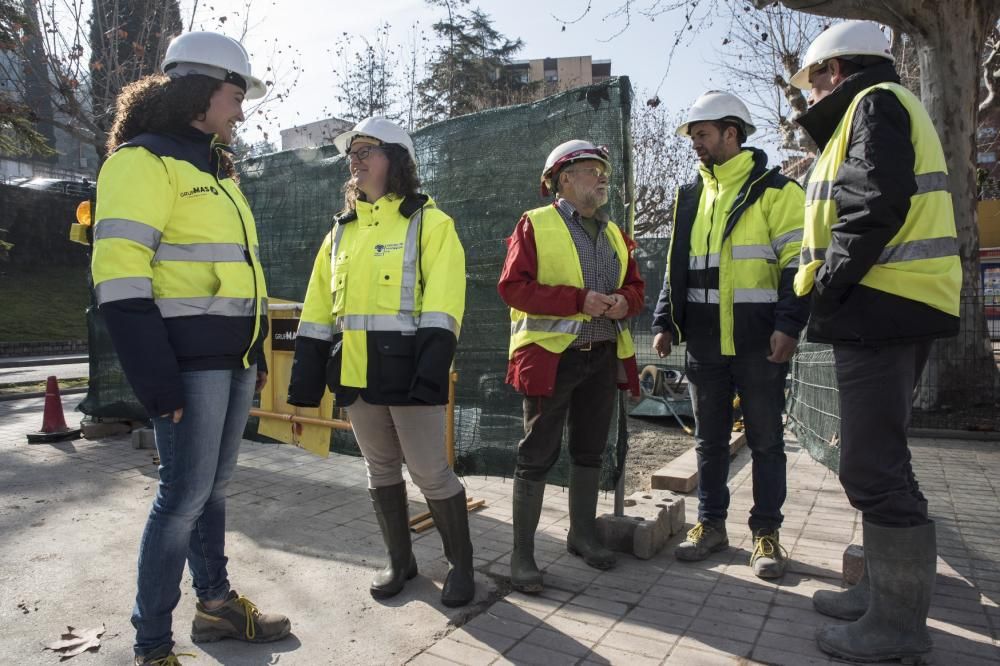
[131,427,155,450]
[650,431,745,493]
[843,543,864,585]
[596,490,685,560]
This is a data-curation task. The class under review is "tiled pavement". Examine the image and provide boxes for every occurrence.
[1,396,998,665]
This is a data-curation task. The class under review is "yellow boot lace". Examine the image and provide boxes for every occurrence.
[685,522,708,543]
[751,532,788,565]
[234,595,260,640]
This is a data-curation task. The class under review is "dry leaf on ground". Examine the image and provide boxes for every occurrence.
[42,624,105,660]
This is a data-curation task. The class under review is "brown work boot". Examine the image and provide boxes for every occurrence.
[190,590,291,643]
[674,520,729,561]
[750,529,788,579]
[134,645,193,665]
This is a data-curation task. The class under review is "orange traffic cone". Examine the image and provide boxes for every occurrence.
[26,376,81,443]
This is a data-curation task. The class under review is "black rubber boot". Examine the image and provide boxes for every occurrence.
[510,477,545,593]
[369,483,418,599]
[426,490,476,607]
[814,563,869,620]
[566,465,616,570]
[816,521,936,664]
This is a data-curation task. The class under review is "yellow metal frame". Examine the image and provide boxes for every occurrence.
[251,302,483,528]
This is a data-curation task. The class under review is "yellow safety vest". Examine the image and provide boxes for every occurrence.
[794,82,961,317]
[508,205,636,360]
[91,141,267,366]
[298,194,465,389]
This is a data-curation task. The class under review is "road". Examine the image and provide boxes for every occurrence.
[0,362,88,386]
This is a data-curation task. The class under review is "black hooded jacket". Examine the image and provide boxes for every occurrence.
[795,62,959,345]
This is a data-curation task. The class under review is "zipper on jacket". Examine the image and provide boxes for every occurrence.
[213,145,260,366]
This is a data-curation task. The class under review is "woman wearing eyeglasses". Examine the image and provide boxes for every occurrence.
[287,117,474,607]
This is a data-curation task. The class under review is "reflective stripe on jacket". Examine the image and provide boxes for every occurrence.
[289,193,465,407]
[652,148,808,355]
[794,63,961,345]
[90,128,268,416]
[508,204,636,361]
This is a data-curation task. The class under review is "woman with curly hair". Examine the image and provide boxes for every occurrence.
[90,31,290,665]
[288,117,475,607]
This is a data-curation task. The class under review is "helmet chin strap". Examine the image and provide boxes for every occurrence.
[164,62,248,94]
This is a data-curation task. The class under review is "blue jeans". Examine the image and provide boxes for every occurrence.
[686,341,787,532]
[132,366,256,656]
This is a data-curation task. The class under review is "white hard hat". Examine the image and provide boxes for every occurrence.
[790,21,893,90]
[162,31,266,99]
[540,140,610,196]
[333,117,416,163]
[676,91,756,137]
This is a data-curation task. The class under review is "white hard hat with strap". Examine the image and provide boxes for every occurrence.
[790,20,894,90]
[540,140,610,196]
[676,90,756,137]
[162,31,266,99]
[333,117,417,163]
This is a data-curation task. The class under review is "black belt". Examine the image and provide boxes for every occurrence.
[568,340,614,352]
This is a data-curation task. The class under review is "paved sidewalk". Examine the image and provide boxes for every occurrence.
[1,397,997,665]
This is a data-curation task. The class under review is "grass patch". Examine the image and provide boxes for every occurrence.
[0,376,89,396]
[0,266,90,342]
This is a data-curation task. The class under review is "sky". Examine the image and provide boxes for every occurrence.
[180,0,734,148]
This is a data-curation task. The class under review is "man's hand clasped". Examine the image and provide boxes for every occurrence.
[583,291,628,320]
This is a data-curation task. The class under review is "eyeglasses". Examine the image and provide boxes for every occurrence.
[808,62,829,79]
[346,145,382,162]
[563,166,611,179]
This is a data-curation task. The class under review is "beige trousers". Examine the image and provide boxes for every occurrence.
[346,397,463,500]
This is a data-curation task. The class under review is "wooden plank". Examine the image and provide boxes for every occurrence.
[650,431,746,494]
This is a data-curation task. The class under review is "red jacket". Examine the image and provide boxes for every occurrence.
[498,206,644,397]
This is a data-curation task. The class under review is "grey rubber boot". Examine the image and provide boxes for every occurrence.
[426,490,476,607]
[816,521,936,664]
[510,477,545,593]
[566,465,616,570]
[369,482,418,599]
[813,563,869,621]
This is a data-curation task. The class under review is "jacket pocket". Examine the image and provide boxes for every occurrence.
[375,333,416,394]
[376,267,402,310]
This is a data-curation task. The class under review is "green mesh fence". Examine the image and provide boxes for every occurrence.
[80,77,637,489]
[786,342,840,473]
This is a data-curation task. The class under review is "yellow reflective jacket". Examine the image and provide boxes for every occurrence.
[91,128,268,416]
[795,65,960,345]
[288,193,465,407]
[652,148,808,355]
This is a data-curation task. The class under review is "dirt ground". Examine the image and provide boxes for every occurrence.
[622,415,695,494]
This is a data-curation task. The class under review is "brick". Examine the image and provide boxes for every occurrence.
[426,637,497,665]
[449,626,518,653]
[665,645,745,664]
[598,628,674,659]
[523,626,596,657]
[842,543,864,585]
[583,643,663,666]
[504,641,581,665]
[465,614,535,640]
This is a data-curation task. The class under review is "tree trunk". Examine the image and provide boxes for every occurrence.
[911,1,999,412]
[767,0,1000,419]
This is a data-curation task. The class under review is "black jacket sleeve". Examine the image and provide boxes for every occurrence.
[775,267,810,338]
[409,328,457,404]
[816,91,916,301]
[650,265,673,335]
[100,298,184,417]
[287,335,332,407]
